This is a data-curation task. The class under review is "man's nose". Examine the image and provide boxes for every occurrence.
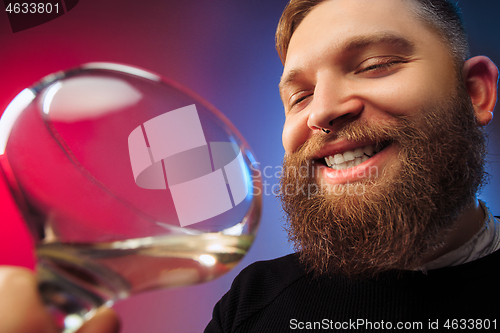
[306,76,363,133]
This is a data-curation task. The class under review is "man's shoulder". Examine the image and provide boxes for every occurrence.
[205,253,307,332]
[238,253,302,277]
[228,252,306,300]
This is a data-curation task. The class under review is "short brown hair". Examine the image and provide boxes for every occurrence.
[275,0,469,65]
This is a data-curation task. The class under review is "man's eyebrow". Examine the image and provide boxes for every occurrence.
[279,69,302,100]
[278,32,415,98]
[342,32,415,54]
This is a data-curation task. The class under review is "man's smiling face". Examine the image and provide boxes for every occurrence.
[278,0,488,277]
[280,0,458,185]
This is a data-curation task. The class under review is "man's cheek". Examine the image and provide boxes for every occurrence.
[362,70,442,117]
[282,118,309,153]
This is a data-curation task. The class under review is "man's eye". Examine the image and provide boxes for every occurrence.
[290,93,312,109]
[361,62,397,72]
[356,58,406,74]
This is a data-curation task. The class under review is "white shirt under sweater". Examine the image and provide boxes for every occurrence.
[418,200,500,272]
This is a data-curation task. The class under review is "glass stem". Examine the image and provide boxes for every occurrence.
[37,264,109,333]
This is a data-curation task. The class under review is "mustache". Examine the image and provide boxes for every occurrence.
[293,116,410,160]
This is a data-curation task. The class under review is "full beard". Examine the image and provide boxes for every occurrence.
[279,82,488,278]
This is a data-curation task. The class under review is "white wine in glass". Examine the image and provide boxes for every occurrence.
[0,63,261,332]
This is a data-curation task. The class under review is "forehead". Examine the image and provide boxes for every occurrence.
[283,0,443,71]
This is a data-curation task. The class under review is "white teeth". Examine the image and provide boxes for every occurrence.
[324,142,385,171]
[334,154,345,164]
[353,147,364,158]
[363,145,374,157]
[343,151,355,162]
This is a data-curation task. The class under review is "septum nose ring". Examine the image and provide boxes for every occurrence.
[321,120,333,134]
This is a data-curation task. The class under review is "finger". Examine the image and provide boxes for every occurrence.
[0,266,58,333]
[76,306,121,333]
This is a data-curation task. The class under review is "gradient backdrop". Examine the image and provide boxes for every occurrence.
[0,1,499,332]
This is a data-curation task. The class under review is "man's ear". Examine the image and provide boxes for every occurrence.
[463,56,498,126]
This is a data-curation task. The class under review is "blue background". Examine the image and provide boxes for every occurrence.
[0,1,498,332]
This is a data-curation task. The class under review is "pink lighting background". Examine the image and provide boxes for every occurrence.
[0,1,499,332]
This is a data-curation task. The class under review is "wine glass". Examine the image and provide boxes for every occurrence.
[0,63,261,332]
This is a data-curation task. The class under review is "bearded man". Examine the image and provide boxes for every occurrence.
[0,0,498,332]
[204,0,499,331]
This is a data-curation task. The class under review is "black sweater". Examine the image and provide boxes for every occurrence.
[205,250,500,332]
